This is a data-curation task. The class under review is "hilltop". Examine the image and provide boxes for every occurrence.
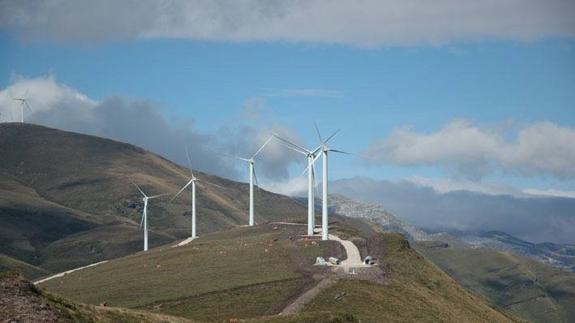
[0,271,195,322]
[37,222,518,322]
[0,123,307,276]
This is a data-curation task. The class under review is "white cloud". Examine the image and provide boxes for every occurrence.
[363,120,575,180]
[1,0,574,46]
[263,176,309,197]
[523,188,575,199]
[0,75,302,181]
[407,176,526,196]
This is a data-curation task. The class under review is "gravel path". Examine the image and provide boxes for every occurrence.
[173,236,197,247]
[279,228,372,315]
[34,261,108,285]
[280,278,336,315]
[328,234,369,268]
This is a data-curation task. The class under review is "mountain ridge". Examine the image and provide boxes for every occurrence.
[0,123,308,276]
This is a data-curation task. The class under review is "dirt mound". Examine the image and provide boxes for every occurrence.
[0,272,67,322]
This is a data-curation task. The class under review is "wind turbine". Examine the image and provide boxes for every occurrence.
[233,136,274,226]
[12,89,30,124]
[134,183,169,251]
[171,149,199,239]
[313,124,349,241]
[273,134,322,236]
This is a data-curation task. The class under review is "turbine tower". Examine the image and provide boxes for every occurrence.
[134,183,168,251]
[234,136,273,226]
[313,124,349,241]
[12,89,30,123]
[273,134,322,236]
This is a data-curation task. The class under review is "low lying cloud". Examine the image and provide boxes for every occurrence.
[331,177,575,244]
[363,120,575,180]
[0,75,302,181]
[1,0,574,46]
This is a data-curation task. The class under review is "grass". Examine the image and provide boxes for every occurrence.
[40,224,341,321]
[0,254,49,280]
[301,233,520,323]
[1,271,194,322]
[40,226,519,323]
[152,278,308,321]
[415,241,575,323]
[0,123,310,277]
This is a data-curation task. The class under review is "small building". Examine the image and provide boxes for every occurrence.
[364,256,375,265]
[315,257,327,265]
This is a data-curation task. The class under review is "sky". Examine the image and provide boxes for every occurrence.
[1,0,575,198]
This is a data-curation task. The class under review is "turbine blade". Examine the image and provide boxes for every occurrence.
[312,163,320,198]
[24,88,29,99]
[324,129,341,144]
[218,151,250,163]
[330,149,351,155]
[299,164,310,177]
[311,145,322,156]
[133,183,147,198]
[140,214,144,228]
[278,141,308,156]
[251,135,273,159]
[200,180,227,190]
[273,134,309,155]
[253,165,261,191]
[171,179,194,202]
[185,147,195,177]
[149,192,170,199]
[313,122,323,143]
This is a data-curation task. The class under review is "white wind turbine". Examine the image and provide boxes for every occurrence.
[172,149,198,238]
[134,183,169,251]
[12,89,31,123]
[233,136,274,226]
[313,124,349,240]
[171,150,228,239]
[273,134,322,236]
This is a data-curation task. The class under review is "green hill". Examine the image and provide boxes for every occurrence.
[38,222,518,322]
[0,123,308,275]
[415,240,575,323]
[0,271,196,322]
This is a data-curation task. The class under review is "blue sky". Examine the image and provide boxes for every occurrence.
[1,0,574,196]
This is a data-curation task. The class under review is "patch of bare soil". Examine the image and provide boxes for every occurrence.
[0,273,68,322]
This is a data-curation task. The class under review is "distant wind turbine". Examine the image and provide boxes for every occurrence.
[12,89,31,124]
[134,183,169,251]
[232,136,274,226]
[273,134,322,236]
[172,149,227,239]
[313,124,349,240]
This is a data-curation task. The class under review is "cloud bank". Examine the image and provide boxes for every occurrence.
[363,120,575,180]
[0,75,302,182]
[331,177,575,244]
[1,0,574,46]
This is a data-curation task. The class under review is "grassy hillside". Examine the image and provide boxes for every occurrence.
[0,271,196,322]
[0,254,49,280]
[415,241,575,323]
[39,223,517,322]
[0,123,308,275]
[39,224,343,321]
[301,233,518,323]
